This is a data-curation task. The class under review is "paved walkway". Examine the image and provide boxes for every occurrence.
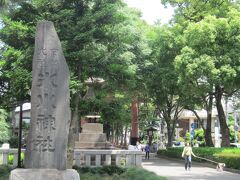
[142,155,240,180]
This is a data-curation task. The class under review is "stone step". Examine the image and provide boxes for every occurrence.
[75,142,111,149]
[78,133,107,142]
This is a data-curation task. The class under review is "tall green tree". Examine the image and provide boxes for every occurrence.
[144,24,183,147]
[175,11,240,146]
[162,0,240,147]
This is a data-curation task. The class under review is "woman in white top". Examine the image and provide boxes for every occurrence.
[181,143,196,171]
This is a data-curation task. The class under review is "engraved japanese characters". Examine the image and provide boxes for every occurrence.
[24,21,70,170]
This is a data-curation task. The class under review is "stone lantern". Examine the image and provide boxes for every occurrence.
[75,77,111,149]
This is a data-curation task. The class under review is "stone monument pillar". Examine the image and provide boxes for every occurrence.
[10,21,80,180]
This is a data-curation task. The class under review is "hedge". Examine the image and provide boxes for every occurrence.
[158,147,240,170]
[0,165,12,180]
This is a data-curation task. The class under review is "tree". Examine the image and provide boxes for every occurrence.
[161,0,233,23]
[144,24,184,147]
[0,109,10,143]
[175,11,240,146]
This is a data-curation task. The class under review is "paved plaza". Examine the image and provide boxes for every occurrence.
[142,156,240,180]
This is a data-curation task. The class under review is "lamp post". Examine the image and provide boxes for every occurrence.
[148,129,153,146]
[146,127,157,146]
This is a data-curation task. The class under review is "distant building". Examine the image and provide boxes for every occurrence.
[176,99,239,147]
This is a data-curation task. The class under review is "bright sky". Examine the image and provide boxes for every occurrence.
[124,0,174,24]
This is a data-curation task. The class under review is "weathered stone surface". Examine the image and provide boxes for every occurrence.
[78,133,106,142]
[25,21,70,170]
[75,123,111,149]
[75,142,110,149]
[10,169,80,180]
[81,123,103,133]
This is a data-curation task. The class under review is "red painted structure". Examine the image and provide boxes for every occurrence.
[130,100,139,145]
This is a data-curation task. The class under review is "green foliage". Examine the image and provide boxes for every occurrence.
[185,132,190,142]
[7,152,24,165]
[0,0,150,136]
[214,154,240,170]
[228,125,235,143]
[176,137,185,143]
[158,147,240,169]
[74,165,126,175]
[0,165,11,180]
[74,166,167,180]
[8,136,18,148]
[174,8,240,146]
[228,115,236,143]
[161,0,233,23]
[143,24,184,146]
[0,109,10,143]
[194,128,205,146]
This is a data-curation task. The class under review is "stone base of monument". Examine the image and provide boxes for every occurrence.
[10,168,80,180]
[75,123,112,149]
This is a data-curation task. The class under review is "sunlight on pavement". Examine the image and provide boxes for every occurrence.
[142,157,240,180]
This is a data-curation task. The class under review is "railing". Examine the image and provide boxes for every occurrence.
[74,149,143,167]
[0,148,143,167]
[0,148,26,167]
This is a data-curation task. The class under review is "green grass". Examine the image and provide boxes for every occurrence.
[0,165,167,180]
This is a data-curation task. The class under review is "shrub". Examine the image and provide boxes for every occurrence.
[74,165,126,175]
[0,165,11,180]
[101,165,125,175]
[8,136,18,148]
[8,152,24,166]
[8,155,14,165]
[74,166,167,180]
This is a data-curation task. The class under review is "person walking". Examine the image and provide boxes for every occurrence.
[181,142,196,171]
[145,143,150,160]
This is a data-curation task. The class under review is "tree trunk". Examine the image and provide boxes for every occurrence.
[166,120,174,147]
[124,125,128,146]
[205,94,214,147]
[115,129,117,144]
[120,127,124,146]
[215,85,230,147]
[167,127,173,147]
[112,128,115,144]
[105,123,110,141]
[149,135,153,147]
[67,93,80,168]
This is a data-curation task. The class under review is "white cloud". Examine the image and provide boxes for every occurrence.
[124,0,174,24]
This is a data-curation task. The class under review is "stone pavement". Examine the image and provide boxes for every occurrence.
[142,155,240,180]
